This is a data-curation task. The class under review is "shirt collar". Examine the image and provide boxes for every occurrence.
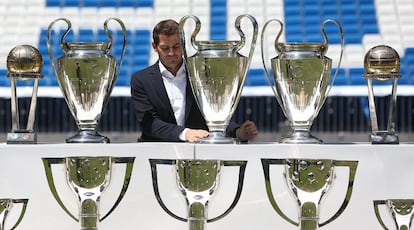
[159,61,186,80]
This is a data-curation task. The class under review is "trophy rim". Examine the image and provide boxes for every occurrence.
[195,40,241,50]
[363,72,401,81]
[7,72,43,79]
[277,42,328,53]
[63,41,111,51]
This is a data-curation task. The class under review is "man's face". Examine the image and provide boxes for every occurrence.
[153,33,183,72]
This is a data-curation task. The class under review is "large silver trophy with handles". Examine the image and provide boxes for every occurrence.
[179,15,258,143]
[374,199,414,230]
[261,158,358,230]
[261,19,344,143]
[0,199,28,230]
[47,18,126,143]
[150,159,247,230]
[42,156,135,230]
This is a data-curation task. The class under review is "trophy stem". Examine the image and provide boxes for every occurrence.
[199,130,234,144]
[280,125,321,144]
[188,202,207,230]
[79,199,100,230]
[299,202,319,230]
[66,130,110,143]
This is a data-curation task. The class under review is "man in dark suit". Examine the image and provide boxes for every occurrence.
[130,19,258,142]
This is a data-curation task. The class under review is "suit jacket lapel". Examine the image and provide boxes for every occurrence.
[152,63,176,123]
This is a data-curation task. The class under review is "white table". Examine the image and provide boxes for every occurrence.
[0,142,411,229]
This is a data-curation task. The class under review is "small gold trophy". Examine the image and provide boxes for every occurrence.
[6,45,43,144]
[363,45,401,144]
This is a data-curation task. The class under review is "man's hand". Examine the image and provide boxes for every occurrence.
[186,129,210,142]
[236,120,258,141]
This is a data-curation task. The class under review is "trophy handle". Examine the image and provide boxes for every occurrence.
[373,200,389,230]
[42,157,78,221]
[207,160,247,223]
[234,14,258,58]
[46,18,71,81]
[261,158,299,226]
[320,19,344,97]
[319,160,358,227]
[100,157,135,221]
[9,199,28,230]
[149,159,187,222]
[103,17,127,84]
[179,15,201,61]
[260,19,284,107]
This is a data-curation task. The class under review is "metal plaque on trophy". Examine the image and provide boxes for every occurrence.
[42,156,135,230]
[261,19,344,143]
[261,158,358,230]
[179,14,258,143]
[149,159,247,230]
[0,198,28,230]
[46,18,127,143]
[374,199,414,230]
[6,45,43,144]
[363,45,401,144]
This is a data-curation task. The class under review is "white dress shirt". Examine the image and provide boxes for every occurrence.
[159,62,188,140]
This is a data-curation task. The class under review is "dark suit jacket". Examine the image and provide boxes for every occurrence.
[130,61,240,142]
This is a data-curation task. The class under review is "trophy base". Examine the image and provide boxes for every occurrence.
[199,131,235,144]
[370,131,399,144]
[280,130,322,144]
[66,130,110,143]
[7,130,37,144]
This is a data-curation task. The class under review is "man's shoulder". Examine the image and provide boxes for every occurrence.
[132,63,159,77]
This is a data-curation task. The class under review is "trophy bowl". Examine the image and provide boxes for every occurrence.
[179,14,258,144]
[46,18,127,143]
[261,19,344,143]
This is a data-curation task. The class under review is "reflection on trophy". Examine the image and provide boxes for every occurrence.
[261,19,344,143]
[46,18,127,143]
[261,158,358,230]
[374,199,414,230]
[149,159,247,230]
[179,14,258,143]
[42,156,135,230]
[363,45,401,144]
[0,198,28,230]
[6,45,43,144]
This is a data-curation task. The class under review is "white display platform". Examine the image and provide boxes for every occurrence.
[0,141,412,229]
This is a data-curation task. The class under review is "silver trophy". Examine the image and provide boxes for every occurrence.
[179,14,258,143]
[150,159,247,230]
[6,45,43,144]
[46,18,127,143]
[363,45,401,144]
[261,19,344,143]
[0,199,28,230]
[261,158,358,230]
[374,199,414,230]
[42,156,135,230]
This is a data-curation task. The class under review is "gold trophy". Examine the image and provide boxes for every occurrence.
[262,158,358,230]
[150,159,247,230]
[363,45,401,144]
[42,156,135,230]
[0,199,29,230]
[6,45,43,144]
